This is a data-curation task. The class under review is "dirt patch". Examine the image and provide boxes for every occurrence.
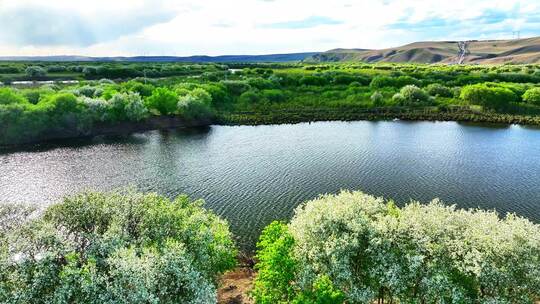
[217,267,255,304]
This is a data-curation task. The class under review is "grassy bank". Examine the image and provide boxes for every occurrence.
[218,107,540,126]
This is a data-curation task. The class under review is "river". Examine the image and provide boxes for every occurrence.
[1,121,539,251]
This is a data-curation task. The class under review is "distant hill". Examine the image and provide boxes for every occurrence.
[0,52,318,63]
[308,37,540,64]
[3,37,539,64]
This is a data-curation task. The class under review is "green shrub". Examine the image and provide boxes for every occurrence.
[262,89,286,103]
[25,66,47,78]
[254,191,540,304]
[252,221,297,304]
[370,91,384,107]
[299,75,326,86]
[145,87,178,115]
[460,83,518,110]
[392,92,406,104]
[123,80,154,97]
[398,85,431,106]
[22,88,55,104]
[74,85,100,98]
[177,88,213,120]
[523,87,540,106]
[0,88,28,105]
[221,80,251,95]
[239,89,262,104]
[425,83,453,97]
[370,75,420,88]
[109,92,148,121]
[79,96,112,122]
[0,190,237,303]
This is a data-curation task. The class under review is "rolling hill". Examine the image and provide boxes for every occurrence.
[308,37,540,64]
[0,52,318,63]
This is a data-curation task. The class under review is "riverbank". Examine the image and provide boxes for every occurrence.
[217,107,540,126]
[0,115,211,147]
[3,107,540,148]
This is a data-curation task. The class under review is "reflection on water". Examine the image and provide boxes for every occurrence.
[1,121,540,251]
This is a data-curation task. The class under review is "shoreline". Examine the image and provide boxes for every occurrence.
[0,115,211,148]
[3,109,540,148]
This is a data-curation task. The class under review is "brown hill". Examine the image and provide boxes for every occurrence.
[308,37,540,64]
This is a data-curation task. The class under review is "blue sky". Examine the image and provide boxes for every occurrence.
[0,0,538,56]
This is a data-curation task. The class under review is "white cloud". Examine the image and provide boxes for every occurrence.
[0,0,538,56]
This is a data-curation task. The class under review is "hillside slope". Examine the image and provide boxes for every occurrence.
[0,52,318,63]
[308,37,540,64]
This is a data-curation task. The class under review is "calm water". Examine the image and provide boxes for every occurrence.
[1,121,540,251]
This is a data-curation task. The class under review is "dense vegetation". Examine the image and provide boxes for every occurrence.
[0,190,237,303]
[252,191,540,304]
[2,61,540,145]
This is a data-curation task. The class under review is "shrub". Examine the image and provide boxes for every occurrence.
[299,75,326,86]
[425,83,453,97]
[25,66,47,78]
[254,191,540,304]
[109,92,148,121]
[398,85,431,106]
[523,87,540,106]
[46,65,67,73]
[74,85,99,97]
[460,83,518,110]
[79,96,111,122]
[370,75,420,88]
[177,88,213,120]
[392,92,406,104]
[221,80,251,95]
[262,89,286,103]
[252,221,297,304]
[145,87,178,115]
[23,88,55,104]
[0,87,28,105]
[0,190,237,304]
[123,80,154,97]
[370,91,384,107]
[239,89,262,104]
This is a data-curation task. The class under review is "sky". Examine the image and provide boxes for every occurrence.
[0,0,539,56]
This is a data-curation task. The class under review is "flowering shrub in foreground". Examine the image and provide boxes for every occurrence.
[0,190,237,304]
[253,191,540,304]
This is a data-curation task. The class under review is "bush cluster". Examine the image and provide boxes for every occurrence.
[253,191,540,304]
[0,190,237,304]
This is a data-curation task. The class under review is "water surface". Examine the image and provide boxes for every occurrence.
[1,121,539,250]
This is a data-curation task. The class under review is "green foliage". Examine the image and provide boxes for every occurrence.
[123,80,154,97]
[523,87,540,106]
[25,66,47,78]
[0,190,237,304]
[177,88,213,120]
[397,85,431,106]
[425,83,453,97]
[145,87,178,115]
[239,89,262,104]
[461,83,518,110]
[254,191,540,304]
[370,91,384,107]
[370,75,420,88]
[3,62,540,145]
[292,276,345,304]
[22,87,55,104]
[252,221,297,304]
[0,88,27,105]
